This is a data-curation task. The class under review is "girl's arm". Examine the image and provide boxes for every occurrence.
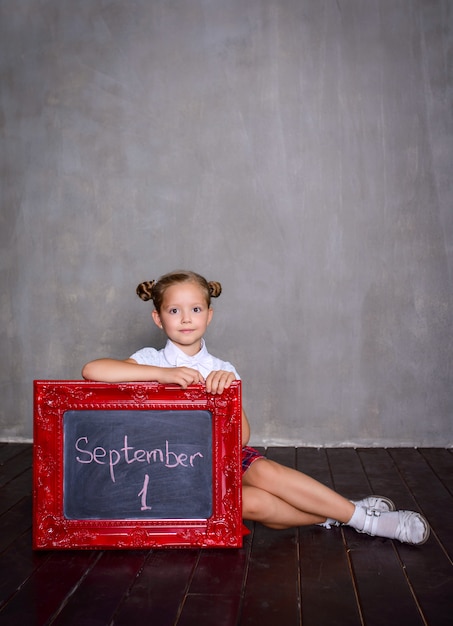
[241,408,251,447]
[81,358,204,388]
[205,370,251,446]
[82,361,251,445]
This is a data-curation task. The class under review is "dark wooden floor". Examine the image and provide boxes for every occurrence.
[0,443,452,625]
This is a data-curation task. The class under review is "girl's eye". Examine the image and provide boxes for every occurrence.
[193,307,202,313]
[169,308,178,314]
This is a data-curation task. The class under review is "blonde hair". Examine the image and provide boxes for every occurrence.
[136,270,221,312]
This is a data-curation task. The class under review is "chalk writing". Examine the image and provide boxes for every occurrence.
[75,435,204,482]
[138,474,152,511]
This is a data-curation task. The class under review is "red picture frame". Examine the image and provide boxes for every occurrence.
[33,380,243,549]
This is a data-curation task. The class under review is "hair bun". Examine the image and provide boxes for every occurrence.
[208,281,222,298]
[136,280,155,301]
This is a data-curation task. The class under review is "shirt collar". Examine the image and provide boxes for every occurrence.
[162,338,211,371]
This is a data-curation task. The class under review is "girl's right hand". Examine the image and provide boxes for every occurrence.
[205,370,236,395]
[158,366,205,389]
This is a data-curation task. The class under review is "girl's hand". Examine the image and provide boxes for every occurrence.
[205,370,236,395]
[158,367,205,389]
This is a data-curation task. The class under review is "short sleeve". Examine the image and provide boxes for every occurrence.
[129,347,161,366]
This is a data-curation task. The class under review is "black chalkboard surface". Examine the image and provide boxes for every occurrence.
[63,410,212,519]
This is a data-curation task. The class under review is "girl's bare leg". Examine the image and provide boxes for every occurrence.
[243,458,355,526]
[242,458,430,544]
[243,485,326,528]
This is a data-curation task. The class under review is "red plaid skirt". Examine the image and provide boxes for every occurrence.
[241,446,264,474]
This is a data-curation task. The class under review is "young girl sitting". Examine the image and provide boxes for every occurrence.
[82,270,430,545]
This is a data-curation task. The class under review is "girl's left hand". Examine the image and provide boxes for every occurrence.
[205,370,236,395]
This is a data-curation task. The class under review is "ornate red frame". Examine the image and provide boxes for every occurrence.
[33,380,243,549]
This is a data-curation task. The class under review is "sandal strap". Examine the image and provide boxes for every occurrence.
[362,508,381,535]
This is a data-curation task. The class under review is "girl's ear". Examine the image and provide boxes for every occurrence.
[207,307,214,326]
[152,309,163,329]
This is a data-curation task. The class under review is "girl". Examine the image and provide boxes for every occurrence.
[82,270,430,545]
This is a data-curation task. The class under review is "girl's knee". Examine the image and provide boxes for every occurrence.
[244,458,286,487]
[242,486,291,529]
[242,486,270,520]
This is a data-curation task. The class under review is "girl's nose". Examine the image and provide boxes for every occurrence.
[181,311,191,323]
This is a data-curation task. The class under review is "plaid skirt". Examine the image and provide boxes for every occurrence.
[241,446,264,474]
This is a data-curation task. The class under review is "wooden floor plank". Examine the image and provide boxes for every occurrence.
[240,447,301,626]
[111,549,200,626]
[356,447,414,507]
[346,536,426,626]
[176,536,251,625]
[388,448,453,557]
[391,540,453,626]
[296,446,334,489]
[0,443,31,465]
[384,448,453,626]
[327,448,434,626]
[298,527,363,626]
[0,447,33,488]
[48,550,148,626]
[0,496,32,553]
[419,448,453,495]
[187,543,250,597]
[0,468,32,516]
[264,445,297,468]
[240,524,300,626]
[0,531,46,610]
[297,448,362,626]
[356,447,453,626]
[0,549,100,625]
[177,594,242,626]
[326,448,373,500]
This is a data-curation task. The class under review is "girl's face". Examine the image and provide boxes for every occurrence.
[152,282,213,355]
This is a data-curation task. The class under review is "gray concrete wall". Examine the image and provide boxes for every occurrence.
[1,0,452,446]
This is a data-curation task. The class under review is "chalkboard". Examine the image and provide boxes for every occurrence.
[33,380,243,549]
[63,410,212,520]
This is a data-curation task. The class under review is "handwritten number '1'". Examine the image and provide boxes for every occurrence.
[138,474,152,511]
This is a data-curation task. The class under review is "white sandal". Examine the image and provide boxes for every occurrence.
[358,509,430,545]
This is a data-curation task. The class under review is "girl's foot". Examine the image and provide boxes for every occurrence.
[318,495,395,529]
[354,508,430,545]
[352,495,395,512]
